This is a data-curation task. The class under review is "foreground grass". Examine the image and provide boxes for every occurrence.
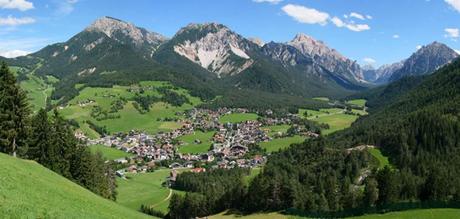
[178,131,215,154]
[219,113,259,124]
[89,144,133,160]
[116,169,185,214]
[260,135,306,153]
[0,153,151,219]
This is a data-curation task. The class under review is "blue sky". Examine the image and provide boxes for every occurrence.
[1,0,460,67]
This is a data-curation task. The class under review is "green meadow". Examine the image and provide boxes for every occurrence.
[177,131,215,154]
[20,74,56,112]
[299,99,367,135]
[117,169,186,214]
[347,99,367,108]
[260,135,306,153]
[89,144,133,160]
[368,148,391,169]
[262,124,291,137]
[59,81,202,139]
[0,153,150,219]
[219,113,259,123]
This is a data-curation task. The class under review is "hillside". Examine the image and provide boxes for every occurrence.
[0,153,151,218]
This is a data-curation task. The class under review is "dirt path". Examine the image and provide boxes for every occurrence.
[151,188,173,208]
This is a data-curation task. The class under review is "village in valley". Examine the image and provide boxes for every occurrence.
[76,107,324,179]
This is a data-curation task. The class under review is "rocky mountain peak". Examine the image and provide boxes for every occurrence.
[172,22,254,77]
[86,16,166,47]
[389,41,458,82]
[248,37,265,47]
[288,33,364,82]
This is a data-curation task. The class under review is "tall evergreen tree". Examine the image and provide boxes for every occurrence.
[0,62,30,157]
[28,109,52,164]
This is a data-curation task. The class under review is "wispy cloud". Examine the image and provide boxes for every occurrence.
[253,0,283,4]
[350,12,365,20]
[0,49,30,58]
[0,0,34,11]
[282,4,370,32]
[330,16,370,32]
[445,0,460,12]
[444,28,459,40]
[0,38,51,55]
[363,57,376,65]
[55,0,78,16]
[0,15,35,26]
[392,34,400,39]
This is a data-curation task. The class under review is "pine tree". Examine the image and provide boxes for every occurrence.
[0,62,30,156]
[28,109,52,164]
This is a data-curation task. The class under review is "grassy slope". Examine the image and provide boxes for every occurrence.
[219,113,259,123]
[368,148,390,169]
[299,99,367,135]
[116,169,185,214]
[59,81,200,138]
[178,131,215,154]
[89,144,133,160]
[0,153,151,219]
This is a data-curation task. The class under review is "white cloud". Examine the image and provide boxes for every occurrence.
[0,16,35,26]
[282,4,329,25]
[282,4,370,32]
[455,49,460,54]
[331,16,370,32]
[253,0,283,4]
[393,34,400,39]
[0,0,33,11]
[346,23,370,32]
[416,45,423,50]
[55,0,78,15]
[366,15,373,20]
[363,57,376,65]
[444,28,459,39]
[0,49,30,58]
[331,17,345,27]
[350,12,365,20]
[446,0,460,12]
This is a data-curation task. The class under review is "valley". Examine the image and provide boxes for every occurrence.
[0,5,459,218]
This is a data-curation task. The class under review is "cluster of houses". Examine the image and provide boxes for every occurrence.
[78,108,299,176]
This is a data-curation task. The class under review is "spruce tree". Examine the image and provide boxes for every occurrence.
[0,62,30,156]
[28,109,52,164]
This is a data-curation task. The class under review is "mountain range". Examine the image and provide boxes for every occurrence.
[2,16,459,104]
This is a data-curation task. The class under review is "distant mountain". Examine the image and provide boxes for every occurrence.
[288,33,365,83]
[363,61,404,84]
[388,41,458,82]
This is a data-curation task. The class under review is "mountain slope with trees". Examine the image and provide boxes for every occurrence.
[166,57,460,218]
